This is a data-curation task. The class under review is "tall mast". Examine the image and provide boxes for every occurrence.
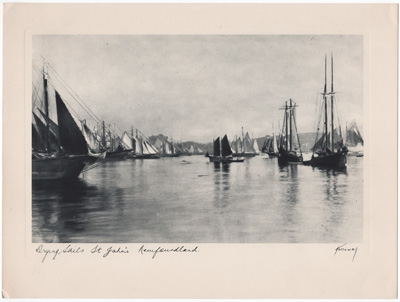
[289,99,293,151]
[102,121,106,148]
[285,102,289,151]
[242,126,244,154]
[331,54,334,152]
[43,63,50,153]
[324,55,328,151]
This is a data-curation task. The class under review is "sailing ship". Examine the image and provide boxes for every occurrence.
[208,135,244,163]
[130,130,160,159]
[153,136,180,157]
[32,64,105,180]
[103,122,132,159]
[262,125,279,157]
[278,99,303,165]
[345,120,364,157]
[262,135,279,157]
[308,55,348,168]
[232,128,259,157]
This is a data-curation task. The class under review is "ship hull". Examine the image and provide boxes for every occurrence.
[160,153,180,158]
[209,156,244,163]
[131,154,160,159]
[32,155,97,180]
[105,150,131,159]
[232,153,258,157]
[310,150,347,168]
[278,151,303,165]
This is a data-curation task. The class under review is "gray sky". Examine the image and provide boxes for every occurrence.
[33,35,363,143]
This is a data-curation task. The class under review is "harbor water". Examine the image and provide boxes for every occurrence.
[32,155,363,243]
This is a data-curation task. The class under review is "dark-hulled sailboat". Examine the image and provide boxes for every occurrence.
[209,135,244,163]
[278,99,303,165]
[32,66,104,180]
[309,55,348,169]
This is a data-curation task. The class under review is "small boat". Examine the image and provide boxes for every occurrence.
[261,124,279,158]
[278,99,303,165]
[32,64,105,180]
[208,135,244,163]
[309,55,348,169]
[345,120,364,157]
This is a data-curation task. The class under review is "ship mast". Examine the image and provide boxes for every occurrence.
[102,121,106,149]
[43,63,50,153]
[289,99,293,151]
[331,54,334,152]
[324,54,328,152]
[285,102,289,151]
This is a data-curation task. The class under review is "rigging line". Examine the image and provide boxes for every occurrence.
[47,73,100,125]
[47,82,82,121]
[32,79,44,109]
[47,63,103,124]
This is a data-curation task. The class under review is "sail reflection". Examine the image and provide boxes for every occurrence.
[213,162,231,209]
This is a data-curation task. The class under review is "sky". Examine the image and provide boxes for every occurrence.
[33,35,363,143]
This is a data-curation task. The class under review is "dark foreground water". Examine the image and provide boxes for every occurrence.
[32,155,363,243]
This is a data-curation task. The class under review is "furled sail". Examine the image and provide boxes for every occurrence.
[213,137,221,157]
[55,91,88,154]
[221,135,233,157]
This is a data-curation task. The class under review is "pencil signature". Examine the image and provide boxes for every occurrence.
[334,243,358,261]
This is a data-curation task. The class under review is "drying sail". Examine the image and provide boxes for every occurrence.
[252,139,260,153]
[32,112,60,152]
[346,121,363,147]
[221,135,233,157]
[121,131,133,150]
[243,132,255,153]
[82,122,101,152]
[55,91,88,154]
[213,137,221,157]
[38,108,59,138]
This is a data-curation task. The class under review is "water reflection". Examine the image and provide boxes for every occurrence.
[32,156,363,243]
[32,179,99,242]
[213,162,231,209]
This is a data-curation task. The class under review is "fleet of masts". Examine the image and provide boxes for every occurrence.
[32,54,363,180]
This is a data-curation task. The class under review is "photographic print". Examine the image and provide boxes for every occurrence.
[3,4,397,299]
[32,35,363,243]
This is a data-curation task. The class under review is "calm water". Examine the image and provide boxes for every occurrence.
[32,155,363,243]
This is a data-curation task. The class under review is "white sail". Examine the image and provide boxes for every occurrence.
[189,145,195,153]
[143,140,158,155]
[243,132,255,153]
[252,139,260,153]
[133,137,143,155]
[273,134,278,153]
[81,123,101,152]
[153,138,164,152]
[121,131,133,149]
[164,141,172,154]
